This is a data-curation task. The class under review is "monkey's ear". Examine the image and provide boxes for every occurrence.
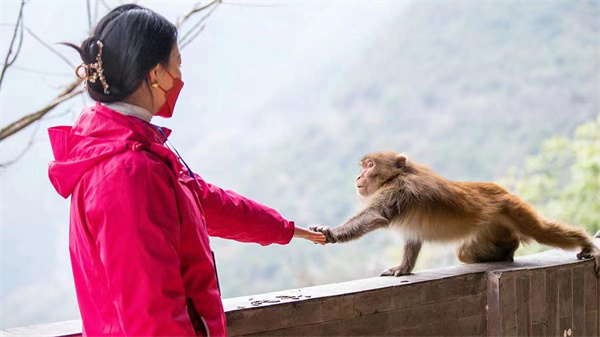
[396,155,407,169]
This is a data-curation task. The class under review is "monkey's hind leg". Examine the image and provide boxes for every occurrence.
[456,225,520,264]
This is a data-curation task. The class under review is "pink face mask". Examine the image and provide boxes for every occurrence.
[155,68,184,118]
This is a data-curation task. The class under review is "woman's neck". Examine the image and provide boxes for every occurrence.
[102,101,154,122]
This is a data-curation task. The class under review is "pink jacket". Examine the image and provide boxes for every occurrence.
[48,102,295,336]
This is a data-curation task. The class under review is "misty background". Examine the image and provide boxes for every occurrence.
[1,0,598,329]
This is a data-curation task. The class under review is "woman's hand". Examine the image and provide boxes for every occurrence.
[293,226,327,245]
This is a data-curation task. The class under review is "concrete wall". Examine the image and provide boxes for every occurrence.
[3,242,599,336]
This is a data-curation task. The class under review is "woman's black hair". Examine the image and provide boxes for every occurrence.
[59,4,178,102]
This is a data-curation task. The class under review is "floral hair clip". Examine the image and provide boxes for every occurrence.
[75,40,110,95]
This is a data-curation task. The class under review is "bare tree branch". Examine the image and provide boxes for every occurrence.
[42,108,75,121]
[0,63,71,77]
[26,27,74,69]
[1,1,221,145]
[0,119,41,168]
[177,0,220,28]
[98,0,111,12]
[0,107,72,168]
[222,2,284,7]
[86,0,92,32]
[0,79,83,141]
[0,0,26,90]
[93,0,101,23]
[180,25,206,51]
[178,0,221,49]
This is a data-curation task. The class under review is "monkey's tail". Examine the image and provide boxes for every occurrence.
[521,218,594,250]
[534,219,594,251]
[505,200,594,251]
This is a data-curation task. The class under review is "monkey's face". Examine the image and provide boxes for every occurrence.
[356,159,378,197]
[356,152,408,197]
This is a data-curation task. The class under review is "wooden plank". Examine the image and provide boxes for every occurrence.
[516,273,531,337]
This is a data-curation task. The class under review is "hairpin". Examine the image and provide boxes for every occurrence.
[75,40,110,95]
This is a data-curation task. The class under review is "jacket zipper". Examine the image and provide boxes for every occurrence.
[154,126,222,295]
[186,297,209,337]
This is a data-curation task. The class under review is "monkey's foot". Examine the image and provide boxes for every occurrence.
[577,247,600,277]
[577,246,598,259]
[308,225,337,244]
[380,266,412,277]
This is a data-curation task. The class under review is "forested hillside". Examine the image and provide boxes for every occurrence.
[202,1,599,298]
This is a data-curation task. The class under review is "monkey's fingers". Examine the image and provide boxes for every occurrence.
[309,225,337,243]
[308,226,320,232]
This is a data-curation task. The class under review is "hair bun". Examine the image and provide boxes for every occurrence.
[81,36,99,64]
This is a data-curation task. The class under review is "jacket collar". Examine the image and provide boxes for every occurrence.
[73,101,172,145]
[102,101,154,123]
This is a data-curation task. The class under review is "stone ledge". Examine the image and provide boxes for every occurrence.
[2,239,598,336]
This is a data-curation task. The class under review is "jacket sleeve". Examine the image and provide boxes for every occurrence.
[85,160,196,336]
[194,175,295,246]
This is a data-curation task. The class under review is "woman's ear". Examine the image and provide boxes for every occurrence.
[148,63,162,84]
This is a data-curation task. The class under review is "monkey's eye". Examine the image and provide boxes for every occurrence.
[367,161,374,168]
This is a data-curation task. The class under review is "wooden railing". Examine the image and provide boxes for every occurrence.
[3,239,599,336]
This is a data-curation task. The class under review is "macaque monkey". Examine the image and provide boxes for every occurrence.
[310,152,600,277]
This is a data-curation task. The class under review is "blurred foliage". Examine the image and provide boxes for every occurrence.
[502,115,600,255]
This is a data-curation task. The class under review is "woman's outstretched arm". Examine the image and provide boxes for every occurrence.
[194,176,325,245]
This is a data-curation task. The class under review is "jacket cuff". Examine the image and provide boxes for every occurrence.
[276,220,295,245]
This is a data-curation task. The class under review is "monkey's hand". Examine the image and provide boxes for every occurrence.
[577,246,600,277]
[309,225,338,244]
[380,264,413,277]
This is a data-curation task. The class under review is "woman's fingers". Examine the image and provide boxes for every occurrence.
[293,225,328,244]
[308,231,326,239]
[309,232,327,244]
[304,231,326,244]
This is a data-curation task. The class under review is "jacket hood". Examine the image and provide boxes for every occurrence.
[48,102,172,198]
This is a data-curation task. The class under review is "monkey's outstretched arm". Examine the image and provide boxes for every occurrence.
[310,207,390,243]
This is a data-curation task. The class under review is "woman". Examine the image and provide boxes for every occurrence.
[47,4,325,336]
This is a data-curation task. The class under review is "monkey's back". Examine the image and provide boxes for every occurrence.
[388,174,510,243]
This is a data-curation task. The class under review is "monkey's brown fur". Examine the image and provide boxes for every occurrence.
[311,151,600,277]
